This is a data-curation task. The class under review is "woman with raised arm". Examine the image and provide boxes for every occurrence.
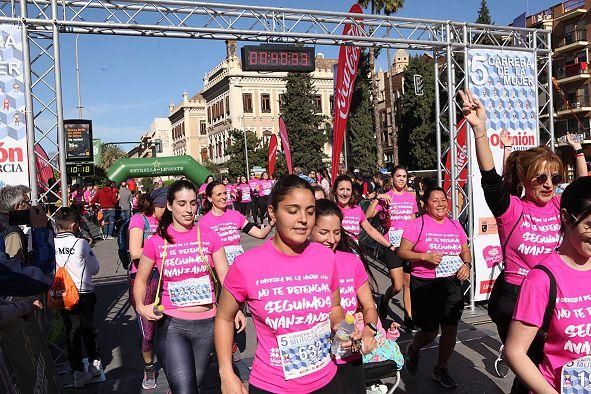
[505,177,591,393]
[133,180,244,393]
[215,175,358,394]
[459,89,587,393]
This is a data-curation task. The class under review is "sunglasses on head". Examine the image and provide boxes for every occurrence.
[532,173,563,186]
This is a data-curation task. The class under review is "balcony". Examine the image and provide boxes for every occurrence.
[556,29,588,54]
[556,95,591,116]
[556,62,591,84]
[555,0,587,23]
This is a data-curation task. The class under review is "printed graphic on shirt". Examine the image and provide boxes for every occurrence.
[514,213,561,277]
[339,277,357,311]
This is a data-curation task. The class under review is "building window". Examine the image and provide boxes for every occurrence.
[243,93,253,113]
[279,94,285,112]
[209,144,213,159]
[220,100,225,118]
[200,121,206,135]
[217,141,222,158]
[201,148,208,163]
[225,96,230,116]
[207,107,211,123]
[261,93,271,113]
[330,95,334,115]
[314,95,322,112]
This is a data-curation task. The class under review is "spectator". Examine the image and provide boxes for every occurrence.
[91,181,119,239]
[118,181,133,223]
[0,298,43,325]
[0,185,31,259]
[294,166,314,184]
[0,205,55,296]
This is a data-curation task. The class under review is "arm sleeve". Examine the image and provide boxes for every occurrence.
[480,168,511,217]
[142,236,158,261]
[223,263,248,303]
[81,240,100,276]
[0,299,34,325]
[354,256,369,291]
[402,219,419,244]
[358,207,367,223]
[128,214,143,230]
[513,268,550,327]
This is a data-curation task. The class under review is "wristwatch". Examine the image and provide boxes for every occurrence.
[365,323,378,336]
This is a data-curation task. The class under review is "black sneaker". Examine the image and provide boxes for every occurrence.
[404,343,419,376]
[432,367,457,389]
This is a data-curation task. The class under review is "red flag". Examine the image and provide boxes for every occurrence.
[35,145,54,190]
[331,4,364,181]
[279,116,293,174]
[268,134,278,176]
[443,117,469,199]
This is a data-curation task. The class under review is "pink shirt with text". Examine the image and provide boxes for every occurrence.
[402,215,468,279]
[260,179,275,196]
[238,184,252,203]
[514,253,591,389]
[225,184,234,202]
[334,250,369,365]
[199,210,245,247]
[497,195,561,286]
[249,179,261,196]
[224,241,339,394]
[340,205,366,239]
[129,213,159,274]
[198,183,208,196]
[375,191,418,242]
[142,225,223,318]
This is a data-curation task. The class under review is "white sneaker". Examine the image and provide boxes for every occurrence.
[88,359,102,377]
[73,370,94,388]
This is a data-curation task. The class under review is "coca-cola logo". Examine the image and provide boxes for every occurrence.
[483,245,503,268]
[336,23,365,120]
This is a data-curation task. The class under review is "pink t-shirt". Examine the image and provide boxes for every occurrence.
[128,213,159,273]
[340,205,366,239]
[402,215,468,279]
[375,191,418,243]
[198,182,208,196]
[334,250,369,365]
[224,241,339,394]
[260,179,275,196]
[237,184,252,203]
[514,253,591,390]
[142,225,223,319]
[199,210,246,247]
[249,179,261,196]
[497,195,561,286]
[224,183,234,202]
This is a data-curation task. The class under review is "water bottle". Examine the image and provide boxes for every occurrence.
[153,304,164,317]
[331,314,356,357]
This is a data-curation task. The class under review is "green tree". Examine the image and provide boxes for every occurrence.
[357,0,404,167]
[225,129,266,178]
[399,55,438,170]
[98,143,127,171]
[347,50,377,171]
[281,71,327,171]
[476,0,493,25]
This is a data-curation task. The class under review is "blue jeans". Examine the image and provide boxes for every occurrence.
[120,209,130,223]
[102,208,116,237]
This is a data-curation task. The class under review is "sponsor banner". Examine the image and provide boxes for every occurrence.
[330,3,364,182]
[467,48,538,301]
[0,24,29,188]
[278,116,293,174]
[268,133,278,176]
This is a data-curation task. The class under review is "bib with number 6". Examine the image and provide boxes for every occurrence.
[224,245,245,266]
[168,276,212,307]
[276,320,332,380]
[561,355,591,393]
[435,255,464,278]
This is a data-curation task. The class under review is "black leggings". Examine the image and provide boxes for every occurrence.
[239,201,252,218]
[157,316,214,394]
[249,373,343,394]
[257,195,270,223]
[337,358,366,394]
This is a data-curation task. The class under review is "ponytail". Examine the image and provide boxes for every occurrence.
[502,150,523,197]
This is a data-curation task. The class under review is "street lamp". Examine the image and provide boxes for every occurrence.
[241,114,250,178]
[75,34,83,118]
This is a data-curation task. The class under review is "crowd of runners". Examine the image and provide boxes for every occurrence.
[4,90,591,394]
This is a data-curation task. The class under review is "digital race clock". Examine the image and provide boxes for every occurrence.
[241,45,315,72]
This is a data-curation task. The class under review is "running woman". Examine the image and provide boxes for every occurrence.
[366,166,419,329]
[198,175,215,214]
[236,176,253,219]
[311,199,378,394]
[505,177,591,393]
[134,180,245,393]
[459,89,586,393]
[222,176,235,210]
[248,173,261,224]
[216,175,359,394]
[398,187,471,389]
[331,175,394,251]
[257,172,274,224]
[128,188,167,390]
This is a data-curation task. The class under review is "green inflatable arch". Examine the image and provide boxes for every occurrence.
[106,155,212,186]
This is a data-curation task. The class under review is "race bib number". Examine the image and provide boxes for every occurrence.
[276,320,332,380]
[561,355,591,393]
[435,256,464,278]
[224,245,244,266]
[388,229,403,248]
[168,276,212,307]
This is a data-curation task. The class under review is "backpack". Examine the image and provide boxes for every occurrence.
[47,240,81,311]
[118,215,150,270]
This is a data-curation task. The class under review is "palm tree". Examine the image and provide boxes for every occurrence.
[99,143,127,170]
[358,0,404,167]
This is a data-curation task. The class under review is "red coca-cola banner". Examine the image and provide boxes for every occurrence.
[443,117,468,197]
[268,134,278,176]
[279,116,293,174]
[331,4,364,182]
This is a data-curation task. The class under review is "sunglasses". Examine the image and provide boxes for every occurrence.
[532,173,563,186]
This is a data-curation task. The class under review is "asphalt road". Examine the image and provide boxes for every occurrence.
[68,229,514,393]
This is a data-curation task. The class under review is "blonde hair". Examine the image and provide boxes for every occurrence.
[502,146,563,196]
